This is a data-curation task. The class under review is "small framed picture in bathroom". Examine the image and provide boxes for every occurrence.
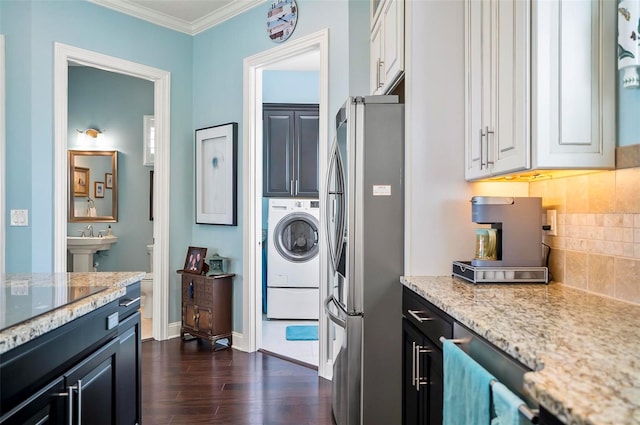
[183,246,208,275]
[94,181,105,198]
[105,173,113,189]
[73,166,90,197]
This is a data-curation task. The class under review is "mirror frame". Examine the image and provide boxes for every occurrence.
[68,150,118,222]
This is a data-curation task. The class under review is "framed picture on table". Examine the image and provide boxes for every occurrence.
[183,246,208,275]
[195,123,238,225]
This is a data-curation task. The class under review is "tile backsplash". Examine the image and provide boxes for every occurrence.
[529,167,640,305]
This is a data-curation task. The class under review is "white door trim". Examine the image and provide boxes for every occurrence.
[241,29,330,378]
[0,35,5,273]
[53,43,171,341]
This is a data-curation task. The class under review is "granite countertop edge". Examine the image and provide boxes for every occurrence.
[0,271,146,355]
[401,275,640,425]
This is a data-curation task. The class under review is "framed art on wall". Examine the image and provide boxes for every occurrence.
[73,166,90,197]
[94,181,105,198]
[195,123,238,225]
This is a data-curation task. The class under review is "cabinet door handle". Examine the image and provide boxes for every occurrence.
[411,341,417,389]
[66,384,74,425]
[414,344,421,391]
[119,296,141,307]
[290,179,294,196]
[295,179,299,195]
[76,380,82,425]
[485,126,495,166]
[416,346,431,389]
[378,59,385,88]
[479,128,485,169]
[408,309,433,323]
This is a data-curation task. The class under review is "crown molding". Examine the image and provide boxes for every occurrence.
[191,0,267,35]
[88,0,266,36]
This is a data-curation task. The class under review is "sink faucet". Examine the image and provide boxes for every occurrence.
[87,225,94,237]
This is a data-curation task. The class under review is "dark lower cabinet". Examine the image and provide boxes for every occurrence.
[117,311,142,425]
[402,319,444,425]
[402,286,452,425]
[0,284,141,425]
[64,337,118,425]
[403,287,565,425]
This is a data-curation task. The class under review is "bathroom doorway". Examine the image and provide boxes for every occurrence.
[53,43,171,341]
[242,30,330,378]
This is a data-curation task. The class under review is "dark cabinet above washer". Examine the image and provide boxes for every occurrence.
[263,103,319,198]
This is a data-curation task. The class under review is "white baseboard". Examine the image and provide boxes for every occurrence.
[231,331,247,352]
[167,321,182,339]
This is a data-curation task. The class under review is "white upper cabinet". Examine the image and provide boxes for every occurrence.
[465,0,530,180]
[533,0,615,169]
[370,0,405,95]
[465,0,615,181]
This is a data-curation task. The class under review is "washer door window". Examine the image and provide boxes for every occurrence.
[273,212,319,262]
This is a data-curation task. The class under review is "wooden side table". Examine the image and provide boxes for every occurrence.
[179,271,235,350]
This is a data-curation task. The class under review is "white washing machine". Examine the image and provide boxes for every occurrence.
[267,198,320,319]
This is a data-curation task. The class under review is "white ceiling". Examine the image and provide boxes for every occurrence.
[89,0,267,35]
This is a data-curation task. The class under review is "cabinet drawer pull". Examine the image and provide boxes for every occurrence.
[407,309,433,323]
[119,296,141,307]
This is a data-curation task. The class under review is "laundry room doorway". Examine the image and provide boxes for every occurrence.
[241,30,329,376]
[260,61,321,367]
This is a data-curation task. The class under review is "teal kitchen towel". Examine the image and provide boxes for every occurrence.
[443,339,495,425]
[491,381,526,425]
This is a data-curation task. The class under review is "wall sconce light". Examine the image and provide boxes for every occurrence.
[76,128,104,143]
[618,0,640,88]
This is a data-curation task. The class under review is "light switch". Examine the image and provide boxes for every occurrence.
[10,209,29,226]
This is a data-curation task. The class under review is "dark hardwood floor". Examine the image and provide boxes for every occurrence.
[142,338,335,425]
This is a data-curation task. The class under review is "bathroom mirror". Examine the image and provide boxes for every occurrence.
[68,150,118,222]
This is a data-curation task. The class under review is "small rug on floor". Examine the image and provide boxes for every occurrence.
[285,325,318,341]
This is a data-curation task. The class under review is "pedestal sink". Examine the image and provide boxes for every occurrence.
[67,236,118,272]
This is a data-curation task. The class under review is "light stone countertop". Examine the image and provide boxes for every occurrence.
[401,276,640,425]
[0,272,145,355]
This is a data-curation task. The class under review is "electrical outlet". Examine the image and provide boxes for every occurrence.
[546,209,557,236]
[10,209,29,226]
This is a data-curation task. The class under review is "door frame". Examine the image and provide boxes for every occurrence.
[53,43,171,340]
[241,29,330,378]
[0,35,5,273]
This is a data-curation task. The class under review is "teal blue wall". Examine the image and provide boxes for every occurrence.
[618,76,640,147]
[263,70,319,103]
[68,67,154,273]
[1,1,193,321]
[192,0,355,330]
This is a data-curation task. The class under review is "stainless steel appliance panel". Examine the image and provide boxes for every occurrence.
[325,95,404,425]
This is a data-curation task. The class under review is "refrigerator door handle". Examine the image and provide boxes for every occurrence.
[324,295,346,328]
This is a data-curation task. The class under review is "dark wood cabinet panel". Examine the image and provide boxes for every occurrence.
[263,104,319,198]
[64,338,118,425]
[117,311,141,425]
[403,287,452,425]
[180,273,235,350]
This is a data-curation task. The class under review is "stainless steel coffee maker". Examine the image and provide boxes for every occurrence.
[471,196,543,267]
[453,196,548,284]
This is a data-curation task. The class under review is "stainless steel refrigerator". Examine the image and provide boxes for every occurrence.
[324,96,404,425]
